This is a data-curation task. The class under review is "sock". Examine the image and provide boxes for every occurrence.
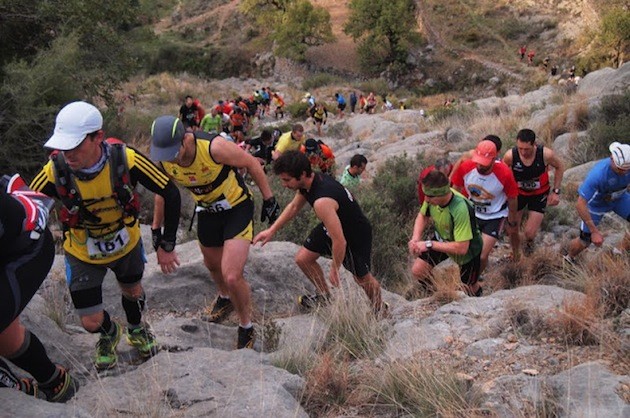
[122,293,145,327]
[98,310,116,335]
[218,294,230,300]
[240,322,252,329]
[7,331,57,383]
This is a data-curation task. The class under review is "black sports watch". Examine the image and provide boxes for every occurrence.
[159,240,176,253]
[552,188,561,194]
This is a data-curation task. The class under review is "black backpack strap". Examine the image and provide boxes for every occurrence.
[51,153,101,227]
[108,142,139,227]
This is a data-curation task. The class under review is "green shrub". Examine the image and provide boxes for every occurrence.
[584,91,630,161]
[358,78,390,97]
[285,101,311,119]
[302,73,344,90]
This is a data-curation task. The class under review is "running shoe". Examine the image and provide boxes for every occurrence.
[39,366,79,403]
[126,323,159,359]
[95,322,122,371]
[237,326,256,349]
[297,293,330,311]
[201,296,235,323]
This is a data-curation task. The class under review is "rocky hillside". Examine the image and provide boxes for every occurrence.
[2,64,629,417]
[155,0,605,91]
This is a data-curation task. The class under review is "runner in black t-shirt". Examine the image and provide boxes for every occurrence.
[253,151,385,314]
[179,95,199,129]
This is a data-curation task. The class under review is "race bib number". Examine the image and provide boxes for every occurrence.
[87,228,130,259]
[518,180,540,191]
[475,205,488,213]
[198,199,233,213]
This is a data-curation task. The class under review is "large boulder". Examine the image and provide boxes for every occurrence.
[577,62,630,98]
[73,348,308,417]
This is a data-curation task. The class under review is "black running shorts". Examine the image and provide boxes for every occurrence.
[197,199,254,247]
[303,223,372,278]
[517,192,548,213]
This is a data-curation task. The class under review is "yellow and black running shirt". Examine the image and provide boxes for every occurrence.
[30,147,172,264]
[161,136,250,210]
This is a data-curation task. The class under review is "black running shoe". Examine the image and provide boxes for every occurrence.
[39,366,79,403]
[237,326,255,349]
[297,293,330,311]
[201,296,235,323]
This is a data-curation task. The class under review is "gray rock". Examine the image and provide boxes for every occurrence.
[465,338,505,358]
[563,160,599,184]
[0,390,91,418]
[74,348,307,417]
[548,362,629,418]
[553,131,589,166]
[577,62,630,99]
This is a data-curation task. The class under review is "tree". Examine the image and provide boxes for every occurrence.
[599,7,630,68]
[0,0,146,179]
[344,0,422,75]
[240,0,334,61]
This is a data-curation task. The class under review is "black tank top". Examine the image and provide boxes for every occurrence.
[299,173,370,242]
[511,145,549,194]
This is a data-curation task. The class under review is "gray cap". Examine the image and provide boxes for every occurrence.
[150,116,185,161]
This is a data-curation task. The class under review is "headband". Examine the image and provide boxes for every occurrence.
[422,184,451,197]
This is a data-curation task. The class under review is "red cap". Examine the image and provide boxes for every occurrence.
[472,140,498,166]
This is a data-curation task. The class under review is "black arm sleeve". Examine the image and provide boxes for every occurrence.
[129,150,181,244]
[0,192,25,243]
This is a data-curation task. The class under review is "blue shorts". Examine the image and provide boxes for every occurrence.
[580,193,630,233]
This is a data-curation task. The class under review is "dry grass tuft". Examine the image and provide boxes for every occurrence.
[582,254,630,318]
[302,351,351,415]
[549,295,601,345]
[431,265,465,305]
[323,286,389,359]
[366,358,484,417]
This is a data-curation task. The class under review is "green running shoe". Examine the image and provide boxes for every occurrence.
[126,323,159,359]
[39,366,79,403]
[95,322,122,371]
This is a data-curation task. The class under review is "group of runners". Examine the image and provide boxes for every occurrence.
[414,131,629,297]
[2,99,627,406]
[0,100,374,403]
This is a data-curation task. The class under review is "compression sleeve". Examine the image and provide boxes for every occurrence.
[129,149,181,243]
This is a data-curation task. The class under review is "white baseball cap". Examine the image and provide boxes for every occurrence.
[609,141,630,170]
[44,101,103,150]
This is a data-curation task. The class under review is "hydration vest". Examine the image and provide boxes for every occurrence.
[51,138,140,231]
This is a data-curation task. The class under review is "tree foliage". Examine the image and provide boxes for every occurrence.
[599,7,630,68]
[344,0,421,75]
[0,0,148,179]
[240,0,334,61]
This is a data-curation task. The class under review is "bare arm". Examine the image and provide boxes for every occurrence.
[313,198,345,268]
[576,196,604,246]
[503,149,513,166]
[544,147,565,206]
[253,192,307,245]
[313,197,345,286]
[211,138,273,199]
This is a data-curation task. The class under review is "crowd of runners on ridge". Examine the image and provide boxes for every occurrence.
[1,89,628,405]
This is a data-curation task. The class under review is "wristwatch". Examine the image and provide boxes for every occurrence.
[425,240,433,249]
[159,240,176,253]
[552,188,561,194]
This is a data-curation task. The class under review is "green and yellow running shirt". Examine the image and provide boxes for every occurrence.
[420,190,482,265]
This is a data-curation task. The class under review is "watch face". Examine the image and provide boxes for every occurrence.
[161,242,175,252]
